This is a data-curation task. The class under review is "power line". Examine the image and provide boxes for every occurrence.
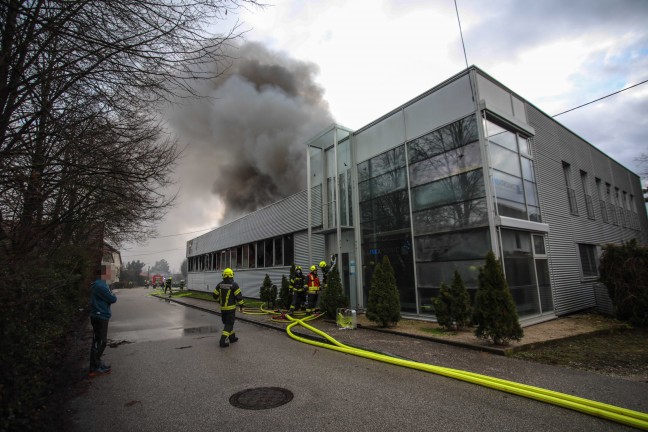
[151,227,216,239]
[122,247,184,258]
[454,0,469,69]
[552,78,648,117]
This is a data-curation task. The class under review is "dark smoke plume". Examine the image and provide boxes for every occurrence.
[170,41,333,223]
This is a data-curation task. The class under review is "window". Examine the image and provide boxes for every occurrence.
[533,234,546,255]
[284,235,294,266]
[595,178,608,223]
[256,242,264,268]
[264,239,273,267]
[580,170,595,219]
[484,117,540,222]
[248,243,256,268]
[274,237,283,266]
[236,246,243,268]
[615,188,625,227]
[578,244,598,278]
[242,244,249,269]
[630,195,637,230]
[606,183,617,225]
[563,162,578,215]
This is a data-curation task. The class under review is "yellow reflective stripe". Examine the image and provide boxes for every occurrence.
[234,288,241,295]
[224,289,231,306]
[221,305,237,310]
[222,330,231,337]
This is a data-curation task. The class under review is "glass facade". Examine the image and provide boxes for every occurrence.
[406,115,489,313]
[358,145,416,312]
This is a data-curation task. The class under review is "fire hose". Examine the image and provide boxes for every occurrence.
[282,314,648,430]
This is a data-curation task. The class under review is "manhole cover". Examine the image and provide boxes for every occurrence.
[229,387,293,410]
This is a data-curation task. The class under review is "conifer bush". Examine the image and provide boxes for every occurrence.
[318,266,347,319]
[279,274,291,309]
[366,256,401,327]
[472,251,523,345]
[432,270,472,330]
[599,240,648,326]
[260,274,274,308]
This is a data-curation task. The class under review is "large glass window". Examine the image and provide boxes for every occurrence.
[411,171,485,212]
[501,229,554,318]
[415,228,490,262]
[358,146,405,182]
[412,199,488,235]
[359,144,415,313]
[409,141,481,187]
[485,118,541,222]
[407,115,478,163]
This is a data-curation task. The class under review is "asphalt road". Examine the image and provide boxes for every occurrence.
[67,288,646,432]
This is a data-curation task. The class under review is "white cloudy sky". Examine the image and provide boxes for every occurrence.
[121,0,648,273]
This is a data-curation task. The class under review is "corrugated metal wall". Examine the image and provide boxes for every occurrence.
[187,190,310,256]
[527,104,648,316]
[186,186,326,298]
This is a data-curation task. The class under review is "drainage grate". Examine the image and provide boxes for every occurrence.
[229,387,293,410]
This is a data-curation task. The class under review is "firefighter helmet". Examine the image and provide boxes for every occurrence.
[222,268,234,279]
[319,261,327,268]
[310,265,317,272]
[295,265,302,271]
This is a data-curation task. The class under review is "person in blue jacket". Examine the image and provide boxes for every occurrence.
[89,271,118,376]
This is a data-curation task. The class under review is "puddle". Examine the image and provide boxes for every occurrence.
[108,339,133,348]
[183,326,218,335]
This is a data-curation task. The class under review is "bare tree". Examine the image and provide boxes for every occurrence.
[0,0,261,258]
[0,3,261,426]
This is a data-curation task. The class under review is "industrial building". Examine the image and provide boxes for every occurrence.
[186,66,648,323]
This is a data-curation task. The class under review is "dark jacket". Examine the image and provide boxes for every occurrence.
[213,277,244,311]
[90,279,117,320]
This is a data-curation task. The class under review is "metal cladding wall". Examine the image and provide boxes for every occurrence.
[527,104,648,316]
[187,190,310,257]
[186,187,326,297]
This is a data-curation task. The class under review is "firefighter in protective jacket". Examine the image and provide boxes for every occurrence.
[213,268,244,348]
[305,265,321,314]
[319,255,337,288]
[288,266,307,315]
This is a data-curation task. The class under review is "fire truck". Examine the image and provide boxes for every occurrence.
[151,274,164,287]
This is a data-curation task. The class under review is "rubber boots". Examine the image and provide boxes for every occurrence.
[219,335,229,348]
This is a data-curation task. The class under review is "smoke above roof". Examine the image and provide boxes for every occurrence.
[169,41,334,223]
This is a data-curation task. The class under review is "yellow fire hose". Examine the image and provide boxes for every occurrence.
[284,315,648,430]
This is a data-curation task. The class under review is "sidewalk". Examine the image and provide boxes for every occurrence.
[154,293,627,356]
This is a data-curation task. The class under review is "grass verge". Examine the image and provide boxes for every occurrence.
[511,327,648,382]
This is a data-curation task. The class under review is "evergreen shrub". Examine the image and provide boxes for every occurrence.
[472,251,523,345]
[318,266,347,319]
[366,256,401,327]
[432,270,472,330]
[599,240,648,326]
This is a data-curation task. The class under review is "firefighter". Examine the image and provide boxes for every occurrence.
[213,268,244,348]
[179,279,185,291]
[305,265,321,315]
[288,266,307,315]
[164,276,173,295]
[319,255,337,288]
